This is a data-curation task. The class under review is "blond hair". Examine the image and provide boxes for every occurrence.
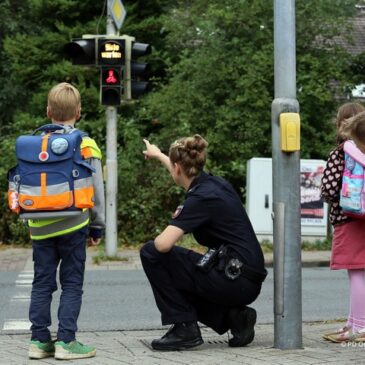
[335,102,365,144]
[340,111,365,145]
[47,82,81,122]
[169,135,208,178]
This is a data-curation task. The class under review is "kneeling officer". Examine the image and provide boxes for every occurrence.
[141,135,267,351]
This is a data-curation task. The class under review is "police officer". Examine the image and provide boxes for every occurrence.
[141,135,267,351]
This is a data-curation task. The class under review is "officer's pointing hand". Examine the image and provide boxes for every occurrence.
[143,139,161,160]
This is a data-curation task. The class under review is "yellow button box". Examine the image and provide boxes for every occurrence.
[280,112,300,152]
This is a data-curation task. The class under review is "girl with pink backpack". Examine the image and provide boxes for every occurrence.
[321,103,365,343]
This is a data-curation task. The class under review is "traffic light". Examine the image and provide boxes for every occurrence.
[64,35,151,104]
[129,42,151,99]
[98,39,125,105]
[100,67,122,105]
[64,38,96,65]
[123,41,151,100]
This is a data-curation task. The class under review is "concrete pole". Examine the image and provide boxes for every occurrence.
[272,0,302,349]
[105,10,119,256]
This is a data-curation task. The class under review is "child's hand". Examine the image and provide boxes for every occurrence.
[143,139,161,160]
[88,237,101,247]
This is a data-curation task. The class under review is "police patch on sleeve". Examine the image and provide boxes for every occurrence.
[172,205,184,219]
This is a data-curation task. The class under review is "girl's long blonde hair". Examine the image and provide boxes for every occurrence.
[340,111,365,145]
[335,102,365,144]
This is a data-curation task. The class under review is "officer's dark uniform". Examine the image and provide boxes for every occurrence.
[140,171,267,335]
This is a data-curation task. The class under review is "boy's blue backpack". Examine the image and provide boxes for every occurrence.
[8,124,95,219]
[340,140,365,218]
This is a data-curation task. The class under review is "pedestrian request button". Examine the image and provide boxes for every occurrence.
[280,112,300,152]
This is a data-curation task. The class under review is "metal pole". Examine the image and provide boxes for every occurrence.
[105,9,119,256]
[272,0,302,349]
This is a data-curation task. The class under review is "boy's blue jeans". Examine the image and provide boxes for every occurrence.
[29,226,88,343]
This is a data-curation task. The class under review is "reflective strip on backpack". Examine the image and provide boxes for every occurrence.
[9,181,16,191]
[47,182,71,195]
[29,209,89,240]
[19,182,71,196]
[74,177,93,189]
[18,180,73,211]
[74,177,94,209]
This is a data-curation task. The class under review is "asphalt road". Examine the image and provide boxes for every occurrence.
[0,268,348,334]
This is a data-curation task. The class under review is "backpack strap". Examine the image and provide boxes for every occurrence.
[32,124,68,135]
[344,140,365,165]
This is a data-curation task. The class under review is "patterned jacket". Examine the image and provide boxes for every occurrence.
[320,144,351,226]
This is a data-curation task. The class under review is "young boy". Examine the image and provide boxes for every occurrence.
[27,83,105,360]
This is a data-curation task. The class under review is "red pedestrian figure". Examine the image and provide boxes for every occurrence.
[106,70,117,84]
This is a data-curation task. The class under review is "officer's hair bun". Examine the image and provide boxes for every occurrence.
[185,135,208,154]
[169,134,208,178]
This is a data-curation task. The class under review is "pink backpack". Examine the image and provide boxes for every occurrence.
[340,140,365,218]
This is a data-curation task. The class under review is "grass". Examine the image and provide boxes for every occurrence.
[175,235,206,253]
[310,318,347,326]
[260,240,274,253]
[0,242,32,250]
[120,234,206,253]
[0,235,333,258]
[301,238,332,251]
[120,235,332,255]
[92,234,206,265]
[89,240,130,265]
[92,253,129,265]
[260,237,332,253]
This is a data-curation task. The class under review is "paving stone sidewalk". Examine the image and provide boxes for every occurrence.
[1,322,364,365]
[2,247,348,365]
[0,248,32,272]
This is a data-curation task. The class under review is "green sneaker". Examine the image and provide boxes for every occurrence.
[55,340,96,360]
[28,340,55,359]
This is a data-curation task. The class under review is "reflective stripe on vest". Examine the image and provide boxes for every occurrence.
[81,137,102,160]
[29,209,89,240]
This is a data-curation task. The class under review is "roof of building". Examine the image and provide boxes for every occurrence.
[335,6,365,56]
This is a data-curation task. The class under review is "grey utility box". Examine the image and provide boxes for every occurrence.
[246,157,328,242]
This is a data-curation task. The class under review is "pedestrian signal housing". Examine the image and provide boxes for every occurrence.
[100,67,122,106]
[64,38,96,66]
[130,42,151,99]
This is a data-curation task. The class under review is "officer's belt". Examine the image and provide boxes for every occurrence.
[236,264,267,284]
[217,246,267,284]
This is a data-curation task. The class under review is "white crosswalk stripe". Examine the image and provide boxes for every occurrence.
[3,319,31,331]
[2,270,33,332]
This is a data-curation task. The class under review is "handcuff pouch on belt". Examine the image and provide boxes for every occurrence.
[196,248,219,272]
[196,245,267,284]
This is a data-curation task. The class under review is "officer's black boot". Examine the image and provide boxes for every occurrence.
[228,306,257,347]
[151,321,203,351]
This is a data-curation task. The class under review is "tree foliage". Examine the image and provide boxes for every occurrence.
[0,0,361,244]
